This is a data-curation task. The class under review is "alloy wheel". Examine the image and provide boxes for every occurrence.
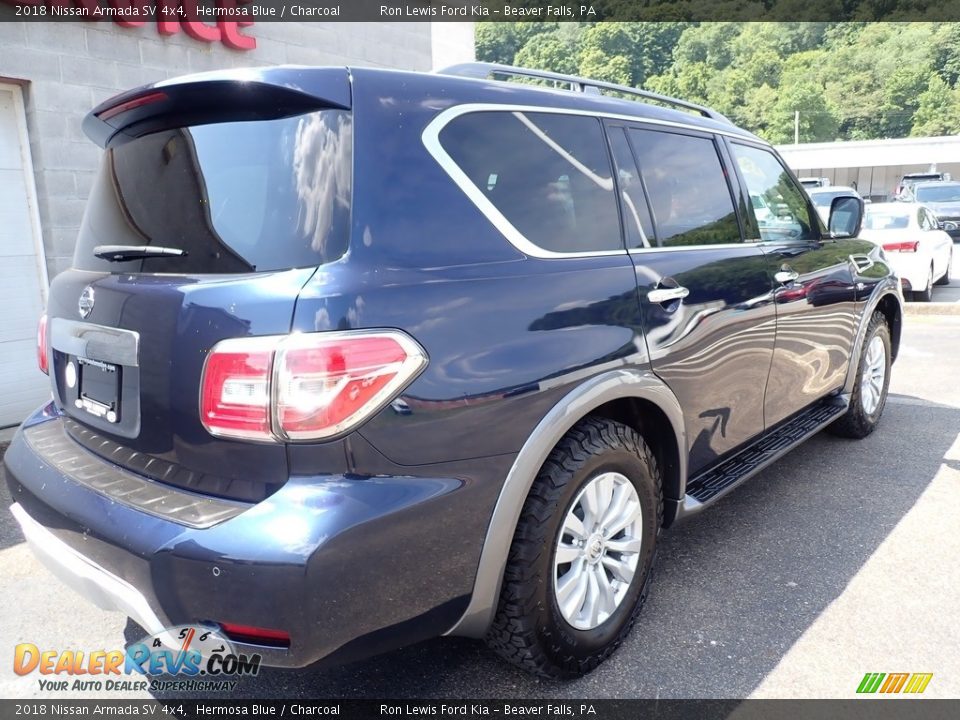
[554,472,643,631]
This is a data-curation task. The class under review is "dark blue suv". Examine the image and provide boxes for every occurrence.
[5,63,903,678]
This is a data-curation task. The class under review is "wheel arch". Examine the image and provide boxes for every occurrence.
[875,292,903,362]
[844,283,904,395]
[587,396,682,517]
[444,368,686,638]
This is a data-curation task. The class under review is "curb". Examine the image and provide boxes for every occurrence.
[904,302,960,316]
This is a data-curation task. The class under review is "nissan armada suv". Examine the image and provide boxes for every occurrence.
[4,63,903,679]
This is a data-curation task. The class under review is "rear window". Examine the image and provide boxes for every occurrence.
[74,110,352,273]
[915,184,960,203]
[865,213,910,230]
[810,190,852,207]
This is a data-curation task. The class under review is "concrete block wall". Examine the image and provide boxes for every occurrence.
[0,21,474,280]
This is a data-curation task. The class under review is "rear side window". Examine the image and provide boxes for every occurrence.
[439,111,622,254]
[628,129,741,247]
[74,110,352,274]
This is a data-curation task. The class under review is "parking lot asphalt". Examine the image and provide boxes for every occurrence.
[2,295,959,701]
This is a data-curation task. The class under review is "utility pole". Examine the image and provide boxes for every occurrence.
[794,111,800,144]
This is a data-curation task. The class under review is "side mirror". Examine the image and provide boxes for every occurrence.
[828,196,864,238]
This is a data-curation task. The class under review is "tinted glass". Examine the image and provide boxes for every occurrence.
[74,111,353,274]
[810,190,855,207]
[629,129,739,247]
[864,212,910,230]
[440,111,622,253]
[915,184,960,203]
[607,127,654,248]
[731,144,817,242]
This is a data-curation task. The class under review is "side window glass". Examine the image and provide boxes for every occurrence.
[918,210,929,230]
[439,111,622,254]
[607,127,654,248]
[730,143,817,242]
[628,129,741,247]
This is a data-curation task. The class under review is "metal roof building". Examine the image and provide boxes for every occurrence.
[777,135,960,201]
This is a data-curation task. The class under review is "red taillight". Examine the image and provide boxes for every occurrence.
[218,621,290,648]
[200,338,274,441]
[200,331,426,442]
[882,241,920,253]
[96,91,168,121]
[37,314,48,375]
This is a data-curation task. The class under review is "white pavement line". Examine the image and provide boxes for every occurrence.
[748,456,960,699]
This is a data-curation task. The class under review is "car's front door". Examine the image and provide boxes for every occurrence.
[607,122,777,476]
[726,140,861,428]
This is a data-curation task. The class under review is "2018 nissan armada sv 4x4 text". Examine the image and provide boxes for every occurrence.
[6,64,902,679]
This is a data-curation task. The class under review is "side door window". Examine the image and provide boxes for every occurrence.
[729,143,818,243]
[627,128,741,247]
[438,111,623,254]
[606,125,654,249]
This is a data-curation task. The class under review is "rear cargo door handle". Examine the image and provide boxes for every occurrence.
[648,286,690,304]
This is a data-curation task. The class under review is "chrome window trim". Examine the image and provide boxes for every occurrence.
[421,103,765,259]
[628,242,763,254]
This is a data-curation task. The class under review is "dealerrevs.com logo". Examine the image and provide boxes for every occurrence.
[14,625,261,693]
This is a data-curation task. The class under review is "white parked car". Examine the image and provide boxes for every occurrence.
[807,186,861,224]
[860,203,953,301]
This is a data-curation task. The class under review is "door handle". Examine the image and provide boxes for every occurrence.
[774,270,799,284]
[648,286,690,304]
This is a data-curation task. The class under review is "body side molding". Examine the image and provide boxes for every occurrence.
[444,369,686,638]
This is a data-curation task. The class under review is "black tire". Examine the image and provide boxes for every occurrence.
[828,311,892,439]
[934,251,952,286]
[486,417,662,679]
[913,265,934,302]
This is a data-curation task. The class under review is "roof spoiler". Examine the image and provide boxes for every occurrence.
[83,66,352,147]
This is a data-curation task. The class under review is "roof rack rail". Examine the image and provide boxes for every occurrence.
[438,62,731,124]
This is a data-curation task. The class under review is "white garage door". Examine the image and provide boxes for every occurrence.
[0,83,50,427]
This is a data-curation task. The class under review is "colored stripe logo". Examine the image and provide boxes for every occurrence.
[857,672,933,694]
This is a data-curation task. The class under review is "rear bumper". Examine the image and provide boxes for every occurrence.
[887,253,932,291]
[9,502,168,636]
[4,406,490,667]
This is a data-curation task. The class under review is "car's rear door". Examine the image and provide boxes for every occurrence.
[725,140,861,428]
[606,121,776,476]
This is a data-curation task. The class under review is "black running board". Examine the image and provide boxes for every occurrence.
[678,396,849,518]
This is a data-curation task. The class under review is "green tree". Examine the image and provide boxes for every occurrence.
[768,79,840,144]
[932,24,960,85]
[514,29,581,76]
[578,47,633,85]
[475,23,561,65]
[673,22,742,69]
[911,73,960,137]
[474,21,958,143]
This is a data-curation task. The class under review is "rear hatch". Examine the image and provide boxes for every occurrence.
[43,68,353,503]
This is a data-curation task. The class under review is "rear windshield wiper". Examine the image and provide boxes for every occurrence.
[93,245,187,262]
